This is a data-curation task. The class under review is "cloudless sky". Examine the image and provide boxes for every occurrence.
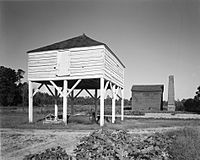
[1,0,200,100]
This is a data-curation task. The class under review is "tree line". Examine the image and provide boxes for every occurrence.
[0,66,199,113]
[0,66,131,107]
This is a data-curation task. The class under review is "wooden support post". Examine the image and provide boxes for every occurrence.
[121,88,124,121]
[71,90,74,115]
[112,84,116,123]
[28,81,33,123]
[100,77,104,126]
[63,80,68,124]
[54,89,58,120]
[94,89,98,120]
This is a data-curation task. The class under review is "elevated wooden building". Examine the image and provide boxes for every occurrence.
[27,34,125,126]
[131,85,164,111]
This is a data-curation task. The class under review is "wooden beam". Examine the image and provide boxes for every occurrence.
[100,77,104,126]
[74,89,83,98]
[50,80,63,97]
[28,81,33,123]
[71,90,74,115]
[63,80,68,124]
[94,89,98,120]
[67,79,81,97]
[45,84,55,97]
[54,89,58,119]
[121,88,124,121]
[112,84,116,123]
[85,89,94,99]
[33,83,43,96]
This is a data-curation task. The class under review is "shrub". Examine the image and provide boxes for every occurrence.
[184,99,200,113]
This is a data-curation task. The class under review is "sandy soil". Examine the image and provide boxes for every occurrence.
[0,127,182,160]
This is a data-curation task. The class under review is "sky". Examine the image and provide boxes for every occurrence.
[1,0,200,100]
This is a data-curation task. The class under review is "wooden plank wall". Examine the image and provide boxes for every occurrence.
[28,51,57,79]
[28,48,105,80]
[69,48,104,78]
[104,48,124,88]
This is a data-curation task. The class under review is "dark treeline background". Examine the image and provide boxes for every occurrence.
[0,66,200,113]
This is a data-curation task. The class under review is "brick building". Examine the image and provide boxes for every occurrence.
[131,85,164,111]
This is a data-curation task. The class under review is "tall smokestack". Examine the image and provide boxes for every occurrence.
[168,75,175,111]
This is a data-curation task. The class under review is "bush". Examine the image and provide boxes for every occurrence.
[184,99,200,113]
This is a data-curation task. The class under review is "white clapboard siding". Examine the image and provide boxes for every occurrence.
[69,48,104,78]
[104,69,123,87]
[28,51,57,79]
[28,47,105,80]
[105,49,124,87]
[28,45,124,85]
[104,48,124,87]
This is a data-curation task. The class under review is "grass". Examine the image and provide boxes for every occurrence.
[1,106,200,130]
[1,106,200,160]
[166,127,200,160]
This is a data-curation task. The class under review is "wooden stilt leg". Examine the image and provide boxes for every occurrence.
[121,88,124,121]
[112,85,116,123]
[28,81,33,123]
[63,80,68,124]
[54,89,58,120]
[71,90,74,115]
[94,89,98,120]
[100,78,104,126]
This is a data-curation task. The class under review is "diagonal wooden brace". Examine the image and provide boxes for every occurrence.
[66,79,81,97]
[104,81,110,98]
[33,83,43,96]
[74,89,83,98]
[50,80,63,97]
[85,89,95,99]
[45,84,55,97]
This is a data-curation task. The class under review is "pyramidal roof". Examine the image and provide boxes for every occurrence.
[27,34,105,53]
[27,34,125,68]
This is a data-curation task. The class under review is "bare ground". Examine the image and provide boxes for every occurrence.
[0,126,184,160]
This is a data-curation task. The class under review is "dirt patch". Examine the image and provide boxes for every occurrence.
[1,129,91,160]
[0,127,185,160]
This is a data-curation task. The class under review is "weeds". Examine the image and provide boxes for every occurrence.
[167,127,200,160]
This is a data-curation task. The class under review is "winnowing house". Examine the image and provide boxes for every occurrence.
[27,34,125,126]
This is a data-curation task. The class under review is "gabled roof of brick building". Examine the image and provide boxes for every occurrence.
[131,85,164,92]
[27,34,125,68]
